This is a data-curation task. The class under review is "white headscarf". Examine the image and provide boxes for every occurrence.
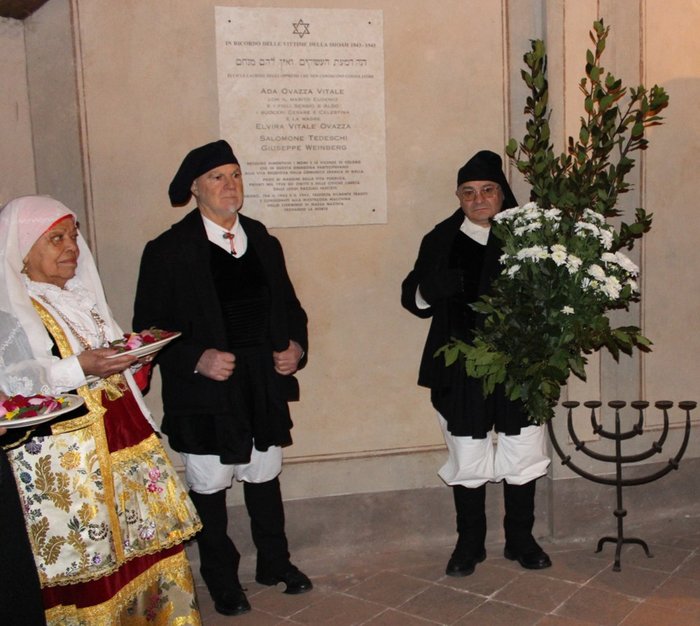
[0,196,120,394]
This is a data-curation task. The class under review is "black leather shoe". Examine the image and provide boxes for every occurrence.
[213,588,251,616]
[256,564,313,594]
[503,546,552,569]
[445,549,486,577]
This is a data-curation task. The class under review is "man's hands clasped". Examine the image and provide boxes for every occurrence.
[194,340,303,381]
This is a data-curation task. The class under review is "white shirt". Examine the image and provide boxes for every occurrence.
[201,213,248,257]
[460,215,490,245]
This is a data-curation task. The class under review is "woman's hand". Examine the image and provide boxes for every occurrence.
[78,348,139,379]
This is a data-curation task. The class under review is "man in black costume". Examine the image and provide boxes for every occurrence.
[133,140,311,616]
[401,150,551,577]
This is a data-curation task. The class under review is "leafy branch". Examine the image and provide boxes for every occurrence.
[506,19,668,233]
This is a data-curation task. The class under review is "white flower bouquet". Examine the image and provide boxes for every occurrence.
[497,203,639,306]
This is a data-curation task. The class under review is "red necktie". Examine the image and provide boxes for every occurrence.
[223,232,236,255]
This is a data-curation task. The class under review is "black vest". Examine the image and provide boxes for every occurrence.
[209,243,271,351]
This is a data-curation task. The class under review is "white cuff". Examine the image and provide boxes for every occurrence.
[415,287,430,310]
[48,355,87,393]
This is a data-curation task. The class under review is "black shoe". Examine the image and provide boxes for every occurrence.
[213,588,251,616]
[503,545,552,569]
[256,564,313,594]
[445,549,486,577]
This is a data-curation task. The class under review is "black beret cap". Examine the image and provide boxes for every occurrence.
[168,140,239,206]
[457,150,518,209]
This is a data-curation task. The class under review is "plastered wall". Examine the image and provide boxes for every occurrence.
[2,0,699,499]
[0,17,34,201]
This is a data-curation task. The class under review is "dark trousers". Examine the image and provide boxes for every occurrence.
[451,484,487,557]
[189,477,290,597]
[503,480,539,552]
[451,479,539,555]
[0,451,47,626]
[243,478,290,575]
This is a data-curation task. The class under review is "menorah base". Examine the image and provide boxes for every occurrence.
[595,536,652,572]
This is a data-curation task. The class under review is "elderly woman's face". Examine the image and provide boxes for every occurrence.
[24,218,79,288]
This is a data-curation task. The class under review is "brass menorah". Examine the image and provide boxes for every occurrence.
[547,400,696,571]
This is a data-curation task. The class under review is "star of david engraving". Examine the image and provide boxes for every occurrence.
[292,19,310,38]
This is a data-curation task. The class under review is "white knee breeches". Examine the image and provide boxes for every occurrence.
[437,414,550,488]
[181,445,283,494]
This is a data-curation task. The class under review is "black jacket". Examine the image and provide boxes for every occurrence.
[401,209,528,437]
[133,209,307,460]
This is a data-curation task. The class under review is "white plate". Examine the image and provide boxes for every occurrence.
[0,394,85,429]
[106,332,181,360]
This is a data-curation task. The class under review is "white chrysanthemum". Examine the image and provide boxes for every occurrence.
[561,305,575,315]
[627,278,638,292]
[600,276,622,299]
[495,206,522,222]
[543,208,562,220]
[598,229,614,250]
[583,208,605,224]
[613,251,639,275]
[514,222,543,236]
[588,264,607,281]
[575,222,602,238]
[520,204,541,221]
[550,248,568,266]
[516,245,548,261]
[566,255,582,274]
[507,264,521,277]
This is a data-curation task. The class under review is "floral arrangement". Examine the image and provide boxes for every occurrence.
[109,328,178,353]
[437,20,669,423]
[0,394,67,421]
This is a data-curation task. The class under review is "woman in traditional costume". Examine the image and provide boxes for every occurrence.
[0,195,202,625]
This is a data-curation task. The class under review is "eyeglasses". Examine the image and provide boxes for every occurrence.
[457,184,501,201]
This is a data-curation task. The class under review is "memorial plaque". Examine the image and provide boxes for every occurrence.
[216,7,387,227]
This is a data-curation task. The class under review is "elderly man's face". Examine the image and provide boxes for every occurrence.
[456,180,503,227]
[191,163,244,228]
